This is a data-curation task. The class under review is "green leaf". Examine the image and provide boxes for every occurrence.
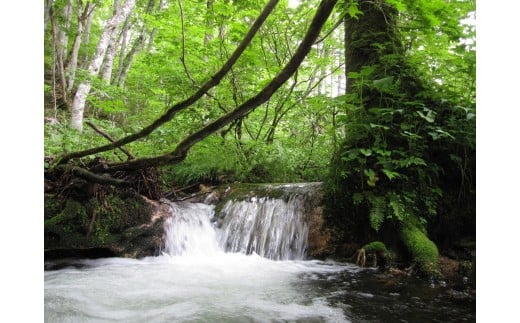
[352,193,364,205]
[416,110,435,123]
[382,169,400,180]
[372,76,394,91]
[370,123,390,130]
[347,1,363,19]
[360,148,372,156]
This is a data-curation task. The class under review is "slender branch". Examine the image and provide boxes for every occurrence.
[101,0,339,172]
[57,0,281,164]
[314,11,346,45]
[177,0,198,86]
[85,121,135,159]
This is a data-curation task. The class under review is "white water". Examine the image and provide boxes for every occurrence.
[218,196,309,260]
[45,195,354,322]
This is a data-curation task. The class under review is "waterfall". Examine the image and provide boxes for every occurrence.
[161,183,321,260]
[162,200,221,256]
[217,196,308,260]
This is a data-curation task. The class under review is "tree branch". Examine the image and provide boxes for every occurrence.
[85,121,135,159]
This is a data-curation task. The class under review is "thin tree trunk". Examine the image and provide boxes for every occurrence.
[102,0,131,82]
[115,33,146,87]
[51,8,68,105]
[101,38,119,82]
[114,16,131,84]
[114,0,157,87]
[70,0,136,131]
[147,0,167,50]
[80,4,95,69]
[57,0,73,62]
[44,0,52,32]
[66,1,95,91]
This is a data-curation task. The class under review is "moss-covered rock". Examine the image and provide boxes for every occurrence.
[400,223,440,277]
[362,241,388,253]
[44,190,169,259]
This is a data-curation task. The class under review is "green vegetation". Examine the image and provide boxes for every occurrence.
[400,223,440,276]
[362,241,387,254]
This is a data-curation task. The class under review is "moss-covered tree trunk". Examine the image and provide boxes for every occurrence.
[331,0,441,277]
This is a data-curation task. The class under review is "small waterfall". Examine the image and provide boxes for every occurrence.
[162,200,221,256]
[161,183,322,260]
[217,196,308,260]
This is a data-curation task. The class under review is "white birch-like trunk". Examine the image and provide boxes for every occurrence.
[66,2,95,91]
[101,38,118,82]
[70,0,136,131]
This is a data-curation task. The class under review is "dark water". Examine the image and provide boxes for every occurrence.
[296,266,476,322]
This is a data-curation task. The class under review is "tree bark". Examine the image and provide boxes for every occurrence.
[344,0,400,93]
[65,1,96,91]
[69,0,136,132]
[59,0,281,161]
[51,8,68,105]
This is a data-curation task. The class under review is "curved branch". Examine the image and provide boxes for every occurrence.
[101,0,339,172]
[57,0,281,164]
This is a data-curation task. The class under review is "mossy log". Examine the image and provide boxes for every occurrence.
[400,223,440,277]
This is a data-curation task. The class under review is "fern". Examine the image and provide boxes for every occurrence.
[368,195,386,231]
[387,193,407,221]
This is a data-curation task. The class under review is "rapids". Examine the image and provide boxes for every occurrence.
[45,185,474,322]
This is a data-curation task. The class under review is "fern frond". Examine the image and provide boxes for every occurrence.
[388,193,407,221]
[368,196,386,231]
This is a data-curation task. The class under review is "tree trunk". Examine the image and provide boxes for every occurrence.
[65,1,95,91]
[114,16,131,84]
[344,0,400,93]
[57,0,73,62]
[51,8,68,105]
[114,0,157,87]
[44,0,52,32]
[70,0,136,131]
[79,4,95,69]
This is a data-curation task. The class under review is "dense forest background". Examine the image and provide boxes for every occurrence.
[2,0,519,319]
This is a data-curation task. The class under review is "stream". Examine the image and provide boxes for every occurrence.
[45,185,475,322]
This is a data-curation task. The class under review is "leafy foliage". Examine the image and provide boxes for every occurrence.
[326,0,475,248]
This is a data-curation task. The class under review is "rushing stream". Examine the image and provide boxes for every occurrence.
[45,186,475,322]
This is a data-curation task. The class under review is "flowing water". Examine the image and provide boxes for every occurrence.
[45,186,475,322]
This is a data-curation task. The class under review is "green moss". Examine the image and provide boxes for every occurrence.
[362,241,388,253]
[87,192,149,244]
[45,199,88,231]
[400,223,440,277]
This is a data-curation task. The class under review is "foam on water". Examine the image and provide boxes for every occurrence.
[45,254,353,322]
[46,195,352,322]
